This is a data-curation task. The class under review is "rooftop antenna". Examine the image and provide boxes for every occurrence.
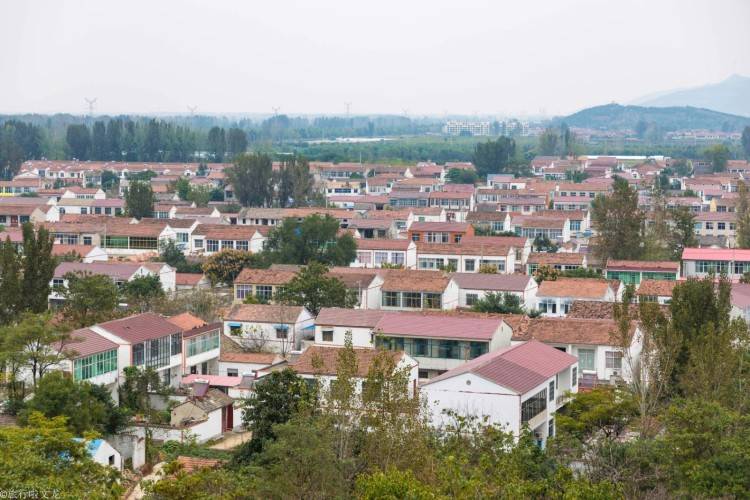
[84,97,97,116]
[187,105,197,116]
[272,106,280,117]
[345,101,352,117]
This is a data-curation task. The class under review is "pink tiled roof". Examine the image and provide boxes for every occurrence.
[181,374,241,387]
[409,221,471,232]
[316,308,385,328]
[62,328,119,358]
[423,340,577,394]
[374,312,503,341]
[682,247,750,261]
[99,312,182,343]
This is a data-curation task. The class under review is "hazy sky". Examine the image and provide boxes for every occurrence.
[1,0,749,117]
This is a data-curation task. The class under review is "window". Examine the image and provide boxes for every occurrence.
[548,418,554,438]
[391,252,404,265]
[322,329,334,342]
[383,291,399,307]
[177,232,189,243]
[206,240,219,252]
[718,222,726,231]
[187,330,220,356]
[374,251,389,266]
[194,239,204,249]
[465,259,475,272]
[171,333,182,355]
[109,455,115,466]
[52,278,64,288]
[221,240,234,250]
[465,293,478,306]
[227,368,238,377]
[572,367,577,387]
[130,237,158,250]
[104,235,129,249]
[133,343,144,366]
[705,222,714,230]
[521,389,547,422]
[539,300,557,314]
[578,349,595,371]
[549,380,555,402]
[469,342,488,359]
[256,285,273,302]
[411,233,420,242]
[235,284,252,300]
[357,251,372,265]
[605,351,622,369]
[83,236,92,246]
[423,293,441,309]
[275,326,289,339]
[418,258,443,270]
[73,349,118,380]
[696,260,728,274]
[403,292,422,308]
[426,232,449,243]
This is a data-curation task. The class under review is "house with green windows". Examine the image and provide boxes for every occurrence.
[604,259,679,285]
[60,328,123,395]
[181,322,222,376]
[373,313,512,379]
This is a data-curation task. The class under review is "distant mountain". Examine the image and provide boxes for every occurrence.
[632,74,750,117]
[555,103,750,132]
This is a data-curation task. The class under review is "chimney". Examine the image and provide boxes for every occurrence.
[192,378,209,397]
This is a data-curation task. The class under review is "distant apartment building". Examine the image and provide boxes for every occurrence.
[442,120,490,137]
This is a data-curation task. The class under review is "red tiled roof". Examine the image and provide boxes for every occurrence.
[98,313,182,343]
[449,273,532,292]
[354,239,412,251]
[167,312,207,331]
[682,247,750,261]
[218,351,280,364]
[423,340,577,394]
[605,260,679,272]
[62,328,119,358]
[527,253,585,265]
[315,308,385,328]
[380,269,449,293]
[225,304,305,324]
[290,345,407,377]
[374,312,503,341]
[175,273,206,286]
[516,317,630,345]
[636,279,678,297]
[537,278,611,299]
[54,262,143,280]
[409,221,471,232]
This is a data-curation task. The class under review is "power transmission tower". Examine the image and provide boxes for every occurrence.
[345,101,352,117]
[84,97,97,116]
[272,107,280,116]
[187,105,197,116]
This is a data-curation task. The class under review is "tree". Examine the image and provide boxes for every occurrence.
[264,214,356,266]
[470,292,524,314]
[703,143,730,172]
[202,249,262,286]
[91,121,107,160]
[226,152,274,207]
[20,223,55,313]
[736,181,750,248]
[100,170,119,191]
[0,413,122,498]
[533,234,558,253]
[275,262,356,315]
[0,120,43,178]
[472,137,516,178]
[187,185,212,207]
[173,177,191,200]
[158,239,188,270]
[124,180,155,219]
[56,272,120,328]
[122,274,164,312]
[19,371,127,435]
[105,119,123,161]
[537,128,559,156]
[0,236,21,324]
[0,313,69,388]
[669,206,698,259]
[234,368,313,462]
[227,127,248,157]
[153,288,231,322]
[65,124,91,160]
[743,126,750,159]
[207,126,226,162]
[446,168,479,185]
[591,176,644,261]
[118,366,170,419]
[276,156,315,207]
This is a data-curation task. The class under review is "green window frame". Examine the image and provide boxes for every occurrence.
[187,331,220,357]
[74,349,118,380]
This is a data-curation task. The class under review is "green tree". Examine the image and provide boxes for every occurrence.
[0,236,21,324]
[356,468,437,500]
[470,292,524,314]
[264,214,356,266]
[91,121,107,160]
[187,185,212,207]
[669,206,698,259]
[207,126,226,162]
[275,262,356,315]
[124,180,155,219]
[105,119,122,161]
[537,127,559,155]
[0,313,69,388]
[100,170,119,191]
[202,249,262,286]
[742,126,750,159]
[446,168,479,185]
[472,136,517,178]
[20,223,55,313]
[226,152,274,207]
[227,127,248,157]
[122,274,164,312]
[736,181,750,248]
[234,368,313,462]
[118,366,170,419]
[19,371,127,435]
[0,413,122,498]
[276,156,315,207]
[591,176,644,261]
[56,272,120,328]
[703,143,730,172]
[173,177,191,200]
[65,124,91,160]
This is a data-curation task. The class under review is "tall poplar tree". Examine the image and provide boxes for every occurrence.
[20,223,55,313]
[591,176,645,262]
